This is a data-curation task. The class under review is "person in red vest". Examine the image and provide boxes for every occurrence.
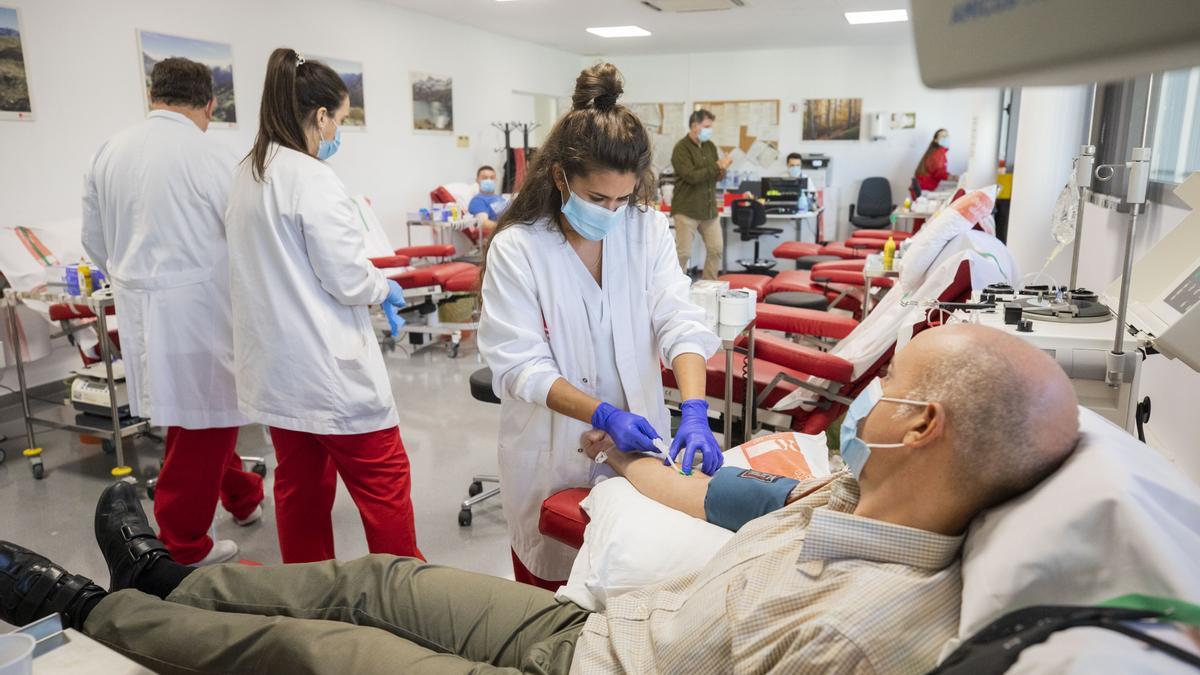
[914,128,957,192]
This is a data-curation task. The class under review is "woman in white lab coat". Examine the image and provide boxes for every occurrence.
[224,48,421,564]
[478,63,722,587]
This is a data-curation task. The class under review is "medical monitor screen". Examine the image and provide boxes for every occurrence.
[1164,263,1200,315]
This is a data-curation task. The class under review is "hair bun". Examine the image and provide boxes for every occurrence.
[571,63,624,112]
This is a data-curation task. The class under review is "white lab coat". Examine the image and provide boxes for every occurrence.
[224,144,397,435]
[479,209,720,580]
[81,110,247,429]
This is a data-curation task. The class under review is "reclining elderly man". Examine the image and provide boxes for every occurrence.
[0,324,1078,675]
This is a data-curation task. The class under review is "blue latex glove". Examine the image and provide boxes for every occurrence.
[669,399,723,476]
[385,280,407,308]
[383,280,407,337]
[591,402,661,453]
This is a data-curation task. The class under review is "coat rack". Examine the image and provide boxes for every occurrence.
[493,121,539,193]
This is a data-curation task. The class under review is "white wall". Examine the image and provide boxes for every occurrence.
[599,44,1001,256]
[0,0,580,245]
[0,0,581,389]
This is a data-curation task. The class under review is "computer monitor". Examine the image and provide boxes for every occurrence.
[760,176,808,199]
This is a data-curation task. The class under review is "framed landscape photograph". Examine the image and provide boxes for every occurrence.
[0,5,33,121]
[315,55,366,128]
[137,29,237,127]
[803,98,862,141]
[411,71,452,133]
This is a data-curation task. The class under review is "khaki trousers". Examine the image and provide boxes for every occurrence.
[673,213,723,280]
[83,555,590,675]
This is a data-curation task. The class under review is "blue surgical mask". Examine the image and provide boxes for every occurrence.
[788,165,803,179]
[839,378,928,480]
[937,137,950,148]
[318,126,341,160]
[560,172,627,241]
[480,178,496,194]
[698,127,714,143]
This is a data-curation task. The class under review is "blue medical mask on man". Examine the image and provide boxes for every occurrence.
[788,165,803,179]
[698,127,714,143]
[839,378,929,480]
[318,126,341,161]
[560,171,627,241]
[480,178,497,194]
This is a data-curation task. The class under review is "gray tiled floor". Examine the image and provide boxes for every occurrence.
[0,338,510,629]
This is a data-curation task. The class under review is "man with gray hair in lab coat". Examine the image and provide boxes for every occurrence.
[81,57,263,568]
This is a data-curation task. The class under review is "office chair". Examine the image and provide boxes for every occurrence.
[848,177,895,230]
[460,367,501,526]
[731,198,782,275]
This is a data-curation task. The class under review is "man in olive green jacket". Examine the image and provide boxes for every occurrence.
[671,109,732,280]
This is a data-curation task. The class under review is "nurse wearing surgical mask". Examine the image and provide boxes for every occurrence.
[479,63,722,589]
[915,128,957,192]
[224,48,421,564]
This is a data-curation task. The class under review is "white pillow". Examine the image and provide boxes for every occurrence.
[555,432,830,611]
[555,477,733,611]
[957,407,1200,640]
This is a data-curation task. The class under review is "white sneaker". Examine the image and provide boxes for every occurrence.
[233,504,263,527]
[194,539,238,566]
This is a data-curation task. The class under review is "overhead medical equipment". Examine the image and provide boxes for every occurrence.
[910,0,1200,88]
[913,0,1200,436]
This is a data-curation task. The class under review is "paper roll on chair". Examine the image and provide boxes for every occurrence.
[719,289,757,326]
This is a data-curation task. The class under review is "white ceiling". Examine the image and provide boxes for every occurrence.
[380,0,916,56]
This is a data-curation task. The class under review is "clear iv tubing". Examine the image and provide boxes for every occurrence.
[1021,270,1064,305]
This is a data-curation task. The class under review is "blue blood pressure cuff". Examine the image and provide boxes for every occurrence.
[704,467,800,532]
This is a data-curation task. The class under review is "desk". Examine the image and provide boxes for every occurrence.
[714,318,756,448]
[717,209,823,273]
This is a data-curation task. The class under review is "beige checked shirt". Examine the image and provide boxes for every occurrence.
[570,472,964,674]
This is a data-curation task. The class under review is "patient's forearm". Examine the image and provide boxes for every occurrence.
[606,452,710,520]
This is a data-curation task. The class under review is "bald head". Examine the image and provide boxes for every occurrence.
[901,324,1079,511]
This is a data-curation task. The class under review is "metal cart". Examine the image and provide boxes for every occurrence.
[3,288,148,480]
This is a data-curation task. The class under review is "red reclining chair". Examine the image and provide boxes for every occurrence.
[47,302,120,367]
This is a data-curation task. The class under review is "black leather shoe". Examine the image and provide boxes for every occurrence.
[95,481,171,592]
[0,541,105,629]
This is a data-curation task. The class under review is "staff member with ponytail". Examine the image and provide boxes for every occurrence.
[225,48,420,564]
[479,63,722,589]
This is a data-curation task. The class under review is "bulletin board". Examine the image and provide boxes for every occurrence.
[693,99,781,172]
[629,101,687,173]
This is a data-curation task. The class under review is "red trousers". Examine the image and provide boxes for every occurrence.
[511,549,566,592]
[154,427,264,565]
[269,426,422,564]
